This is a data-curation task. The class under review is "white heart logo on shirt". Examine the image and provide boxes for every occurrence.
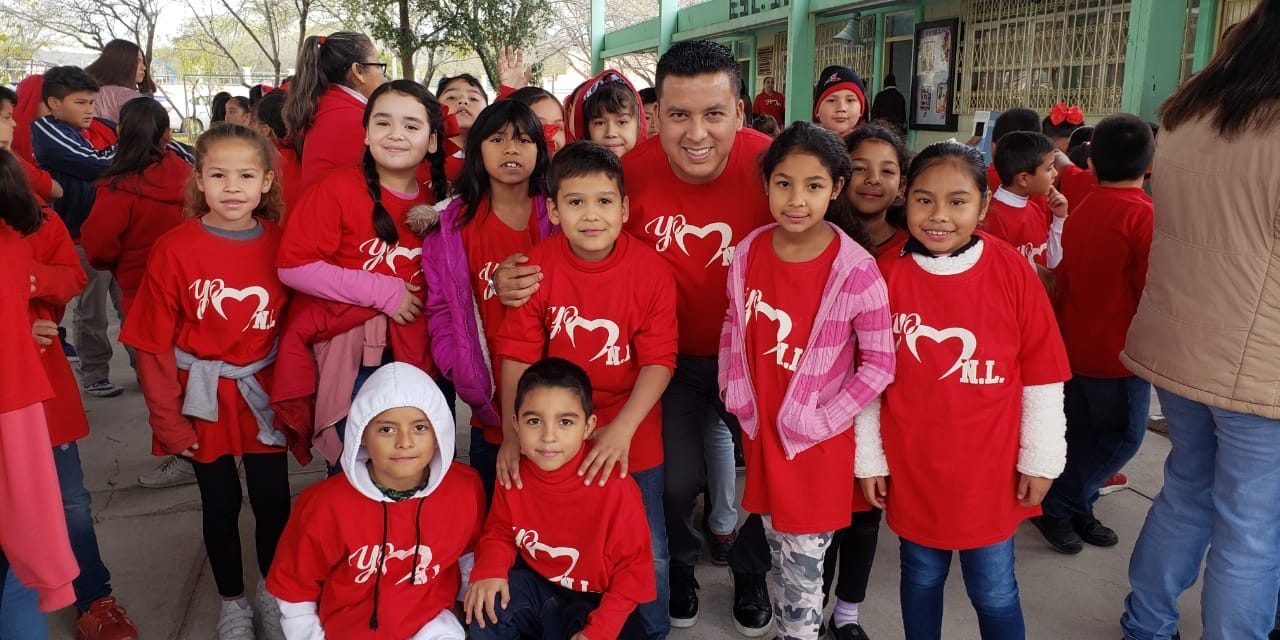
[386,246,423,273]
[904,323,977,381]
[674,221,734,268]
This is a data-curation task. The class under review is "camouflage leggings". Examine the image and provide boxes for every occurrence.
[764,516,835,640]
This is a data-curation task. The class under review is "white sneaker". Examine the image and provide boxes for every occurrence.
[138,456,198,488]
[257,578,286,640]
[218,598,255,640]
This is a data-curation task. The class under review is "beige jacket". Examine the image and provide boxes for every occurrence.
[1121,116,1280,418]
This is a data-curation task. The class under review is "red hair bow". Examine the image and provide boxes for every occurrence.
[1049,102,1085,126]
[317,35,327,46]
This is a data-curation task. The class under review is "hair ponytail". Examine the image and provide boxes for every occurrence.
[362,150,400,245]
[283,31,374,156]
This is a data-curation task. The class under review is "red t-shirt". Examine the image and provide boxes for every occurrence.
[0,225,53,414]
[268,466,486,640]
[1058,164,1098,215]
[299,86,366,191]
[623,130,775,356]
[278,167,426,288]
[873,227,909,259]
[876,234,1070,550]
[471,450,656,640]
[1055,186,1153,378]
[741,231,868,534]
[26,213,89,447]
[496,233,678,472]
[272,143,302,224]
[983,195,1051,267]
[460,199,541,443]
[752,91,786,125]
[986,165,1050,221]
[19,157,54,203]
[120,218,289,461]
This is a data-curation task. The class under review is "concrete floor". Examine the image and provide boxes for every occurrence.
[43,324,1203,640]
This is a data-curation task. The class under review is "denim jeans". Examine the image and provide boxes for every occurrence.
[702,418,738,535]
[1121,388,1280,640]
[0,569,48,640]
[899,536,1024,640]
[1042,375,1151,519]
[631,465,671,639]
[53,442,112,611]
[469,565,649,640]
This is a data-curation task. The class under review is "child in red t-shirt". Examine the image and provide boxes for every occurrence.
[277,80,446,466]
[566,70,648,157]
[419,99,555,502]
[506,87,567,155]
[1032,114,1156,554]
[984,131,1068,271]
[120,124,292,639]
[436,74,490,182]
[250,90,303,222]
[81,97,192,314]
[719,123,894,640]
[269,362,485,639]
[857,141,1070,638]
[0,85,62,203]
[495,141,677,637]
[466,358,656,640]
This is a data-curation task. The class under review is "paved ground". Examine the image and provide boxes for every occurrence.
[43,321,1204,640]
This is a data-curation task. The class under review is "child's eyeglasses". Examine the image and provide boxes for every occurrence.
[361,62,388,72]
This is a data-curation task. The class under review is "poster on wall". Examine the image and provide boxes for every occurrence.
[909,18,960,132]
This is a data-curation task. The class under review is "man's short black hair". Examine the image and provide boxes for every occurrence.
[991,107,1042,144]
[584,82,638,123]
[1090,113,1155,183]
[41,66,100,103]
[655,39,742,101]
[0,85,16,109]
[515,357,594,418]
[547,140,624,199]
[638,87,657,106]
[993,131,1055,185]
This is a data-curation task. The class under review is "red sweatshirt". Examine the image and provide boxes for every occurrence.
[623,130,774,356]
[471,450,656,640]
[25,213,89,446]
[272,141,302,224]
[496,233,678,472]
[80,150,191,313]
[1054,186,1153,378]
[0,224,52,413]
[299,85,367,191]
[19,157,55,203]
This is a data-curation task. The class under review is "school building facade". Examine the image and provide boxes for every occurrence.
[588,0,1259,147]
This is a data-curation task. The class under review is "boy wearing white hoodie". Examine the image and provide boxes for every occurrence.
[267,363,486,639]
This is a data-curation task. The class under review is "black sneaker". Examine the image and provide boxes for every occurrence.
[828,617,871,640]
[1071,512,1119,547]
[1030,515,1084,554]
[731,570,772,637]
[710,530,736,566]
[670,565,699,628]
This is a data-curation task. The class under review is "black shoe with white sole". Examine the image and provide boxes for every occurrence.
[731,570,772,637]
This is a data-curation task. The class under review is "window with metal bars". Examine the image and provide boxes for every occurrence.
[958,0,1131,115]
[1218,0,1261,37]
[1180,0,1200,84]
[813,18,875,82]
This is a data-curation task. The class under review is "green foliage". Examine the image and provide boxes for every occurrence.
[442,0,551,88]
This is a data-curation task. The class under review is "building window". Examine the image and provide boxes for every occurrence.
[1218,0,1261,38]
[958,0,1131,115]
[814,17,875,83]
[1180,0,1199,83]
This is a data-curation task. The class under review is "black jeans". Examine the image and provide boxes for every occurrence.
[191,453,291,597]
[822,508,882,604]
[1041,375,1150,520]
[662,355,769,574]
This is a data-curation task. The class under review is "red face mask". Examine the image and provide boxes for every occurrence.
[542,123,561,155]
[440,103,461,139]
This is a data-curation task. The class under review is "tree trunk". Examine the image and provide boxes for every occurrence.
[397,0,414,80]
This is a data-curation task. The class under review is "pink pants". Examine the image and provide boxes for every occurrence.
[0,402,77,611]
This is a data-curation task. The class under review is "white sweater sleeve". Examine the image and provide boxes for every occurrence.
[409,609,467,640]
[278,600,326,640]
[1018,382,1067,478]
[854,396,890,478]
[1046,216,1065,269]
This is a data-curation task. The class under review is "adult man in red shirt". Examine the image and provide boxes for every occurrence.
[495,40,775,637]
[752,76,785,126]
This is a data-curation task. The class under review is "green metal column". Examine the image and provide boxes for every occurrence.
[659,0,678,55]
[749,34,760,97]
[590,0,605,74]
[1121,0,1186,121]
[784,0,816,123]
[906,4,924,150]
[870,12,886,96]
[1191,0,1220,73]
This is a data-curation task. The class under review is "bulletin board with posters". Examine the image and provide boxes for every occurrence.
[909,18,960,132]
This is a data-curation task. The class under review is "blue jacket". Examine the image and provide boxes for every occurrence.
[30,115,117,239]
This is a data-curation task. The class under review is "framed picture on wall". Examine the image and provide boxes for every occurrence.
[909,17,960,131]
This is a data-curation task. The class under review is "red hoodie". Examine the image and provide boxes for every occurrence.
[299,85,367,192]
[471,449,656,640]
[11,75,43,164]
[80,150,191,313]
[564,70,649,144]
[26,212,89,446]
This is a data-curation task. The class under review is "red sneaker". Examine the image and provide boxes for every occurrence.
[77,596,138,640]
[1098,472,1129,496]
